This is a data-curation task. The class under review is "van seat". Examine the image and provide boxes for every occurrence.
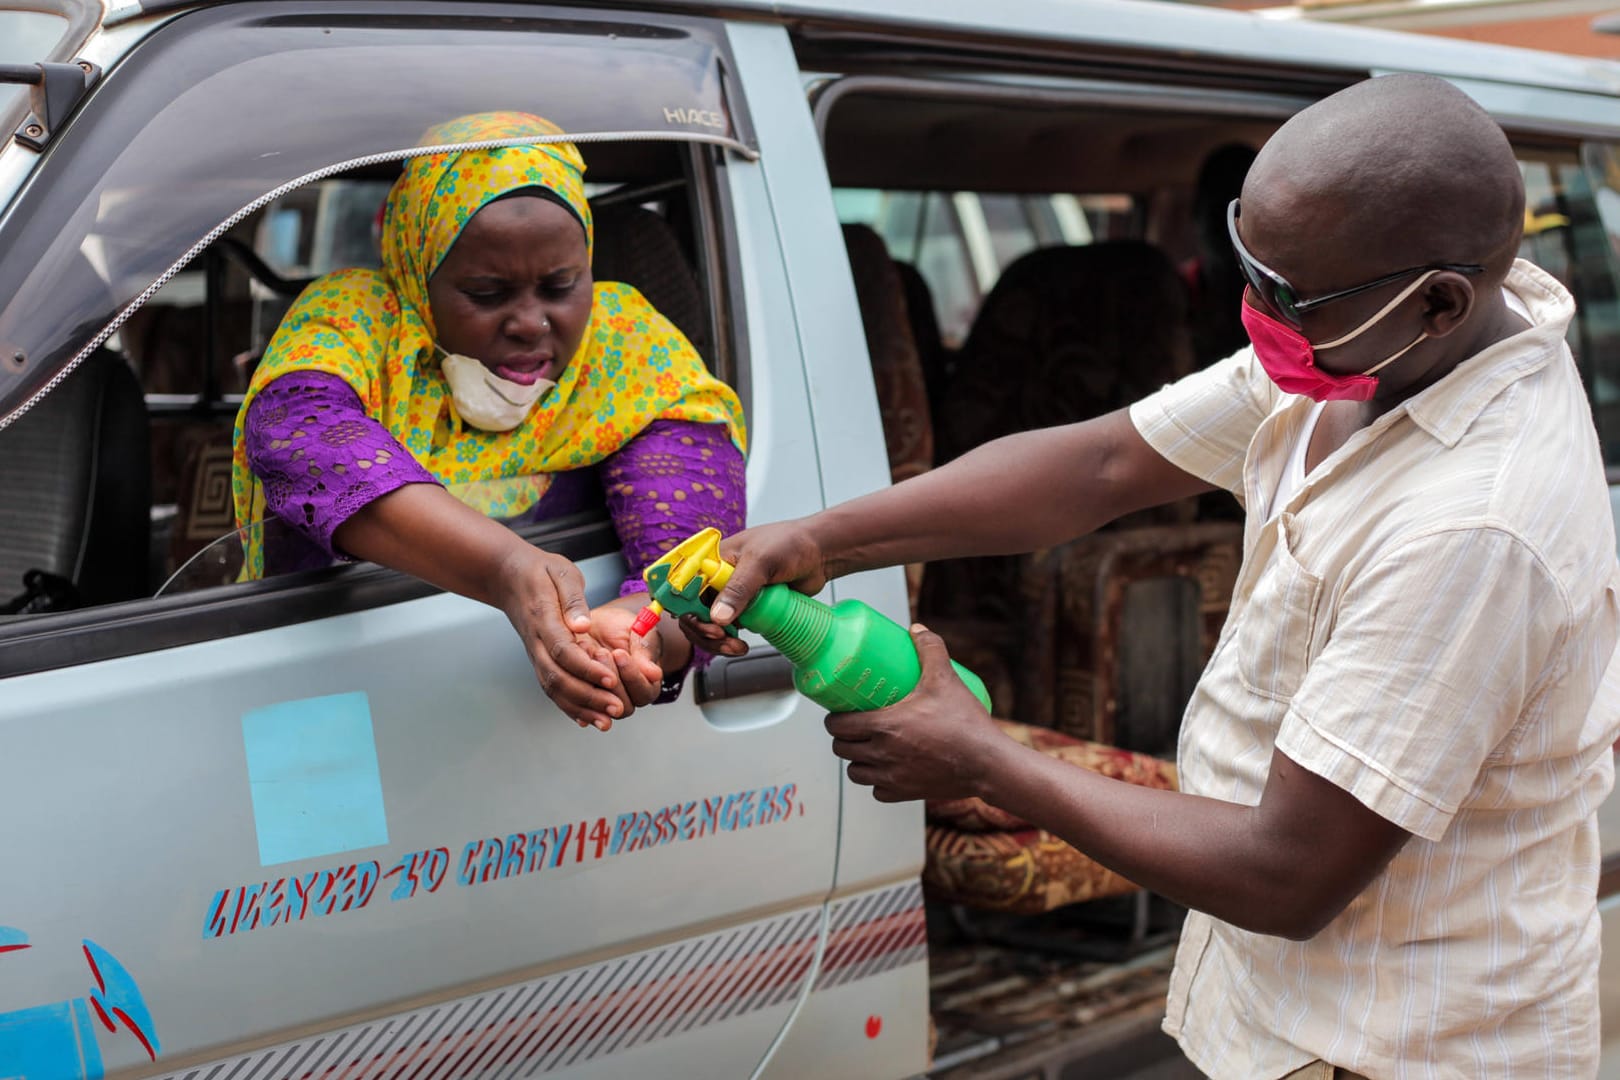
[934,241,1193,464]
[591,203,711,365]
[841,225,934,484]
[0,350,152,610]
[891,258,950,419]
[1018,522,1242,752]
[925,718,1178,914]
[918,241,1195,713]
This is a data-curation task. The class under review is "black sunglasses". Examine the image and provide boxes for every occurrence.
[1227,199,1485,330]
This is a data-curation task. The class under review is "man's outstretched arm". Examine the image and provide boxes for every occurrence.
[703,408,1212,628]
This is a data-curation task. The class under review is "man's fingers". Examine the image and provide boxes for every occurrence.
[679,615,750,657]
[708,559,770,627]
[846,762,884,788]
[829,736,880,763]
[825,711,877,741]
[910,624,952,681]
[680,614,731,643]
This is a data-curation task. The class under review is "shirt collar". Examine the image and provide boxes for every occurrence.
[1402,259,1574,448]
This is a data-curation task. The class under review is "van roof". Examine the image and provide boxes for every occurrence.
[96,0,1620,100]
[754,0,1620,98]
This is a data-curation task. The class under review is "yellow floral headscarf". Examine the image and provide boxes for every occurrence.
[232,112,746,578]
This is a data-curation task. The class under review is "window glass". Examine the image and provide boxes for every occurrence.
[835,188,1139,347]
[836,189,980,347]
[1518,148,1620,466]
[979,193,1040,272]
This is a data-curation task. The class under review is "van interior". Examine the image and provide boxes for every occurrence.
[2,75,1616,1079]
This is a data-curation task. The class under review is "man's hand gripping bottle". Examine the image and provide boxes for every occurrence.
[631,528,992,712]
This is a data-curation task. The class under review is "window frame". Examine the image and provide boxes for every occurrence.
[1513,137,1620,476]
[0,9,755,677]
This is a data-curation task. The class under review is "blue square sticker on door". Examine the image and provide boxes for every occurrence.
[242,691,389,866]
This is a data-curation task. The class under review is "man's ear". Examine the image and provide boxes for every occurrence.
[1420,274,1476,339]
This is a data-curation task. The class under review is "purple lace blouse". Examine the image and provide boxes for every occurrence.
[243,371,747,593]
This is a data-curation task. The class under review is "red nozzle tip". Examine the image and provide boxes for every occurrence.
[630,606,661,638]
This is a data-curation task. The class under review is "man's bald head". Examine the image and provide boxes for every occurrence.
[1243,74,1524,282]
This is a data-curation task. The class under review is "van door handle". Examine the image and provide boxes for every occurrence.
[696,647,797,702]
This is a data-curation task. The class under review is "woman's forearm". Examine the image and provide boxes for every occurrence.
[333,482,539,607]
[810,409,1210,579]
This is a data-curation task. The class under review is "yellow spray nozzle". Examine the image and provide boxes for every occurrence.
[650,527,736,595]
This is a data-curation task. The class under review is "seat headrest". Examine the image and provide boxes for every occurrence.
[940,241,1193,459]
[0,350,150,606]
[842,224,933,482]
[590,203,710,364]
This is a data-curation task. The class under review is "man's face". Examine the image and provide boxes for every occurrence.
[1234,182,1437,380]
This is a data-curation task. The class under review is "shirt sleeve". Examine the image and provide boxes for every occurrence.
[1128,346,1277,500]
[602,418,747,598]
[1275,524,1571,842]
[243,370,439,559]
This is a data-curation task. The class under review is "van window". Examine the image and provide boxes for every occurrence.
[0,4,752,427]
[834,188,1132,347]
[1518,144,1620,468]
[0,4,754,669]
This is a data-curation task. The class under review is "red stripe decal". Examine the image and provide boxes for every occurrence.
[112,1007,158,1062]
[90,996,116,1033]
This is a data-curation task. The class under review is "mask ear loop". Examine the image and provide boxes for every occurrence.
[1315,269,1442,354]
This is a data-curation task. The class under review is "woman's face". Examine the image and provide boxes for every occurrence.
[427,196,593,385]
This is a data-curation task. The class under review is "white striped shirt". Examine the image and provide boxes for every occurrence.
[1130,260,1620,1079]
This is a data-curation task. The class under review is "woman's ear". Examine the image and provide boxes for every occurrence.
[1421,274,1476,339]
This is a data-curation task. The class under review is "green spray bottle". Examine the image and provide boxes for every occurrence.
[630,528,992,712]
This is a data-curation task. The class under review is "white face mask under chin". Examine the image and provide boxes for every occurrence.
[438,349,556,432]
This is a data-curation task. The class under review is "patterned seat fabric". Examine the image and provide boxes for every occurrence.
[924,719,1177,914]
[1018,523,1243,751]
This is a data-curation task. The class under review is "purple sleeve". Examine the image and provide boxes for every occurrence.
[603,419,747,703]
[602,419,748,597]
[244,371,439,561]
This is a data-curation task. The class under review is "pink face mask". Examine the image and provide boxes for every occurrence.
[1241,270,1440,402]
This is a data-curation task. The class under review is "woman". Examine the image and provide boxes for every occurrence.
[231,112,747,731]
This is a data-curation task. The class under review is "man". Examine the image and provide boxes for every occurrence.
[685,75,1620,1078]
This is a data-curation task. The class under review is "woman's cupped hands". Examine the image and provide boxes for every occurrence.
[498,547,677,731]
